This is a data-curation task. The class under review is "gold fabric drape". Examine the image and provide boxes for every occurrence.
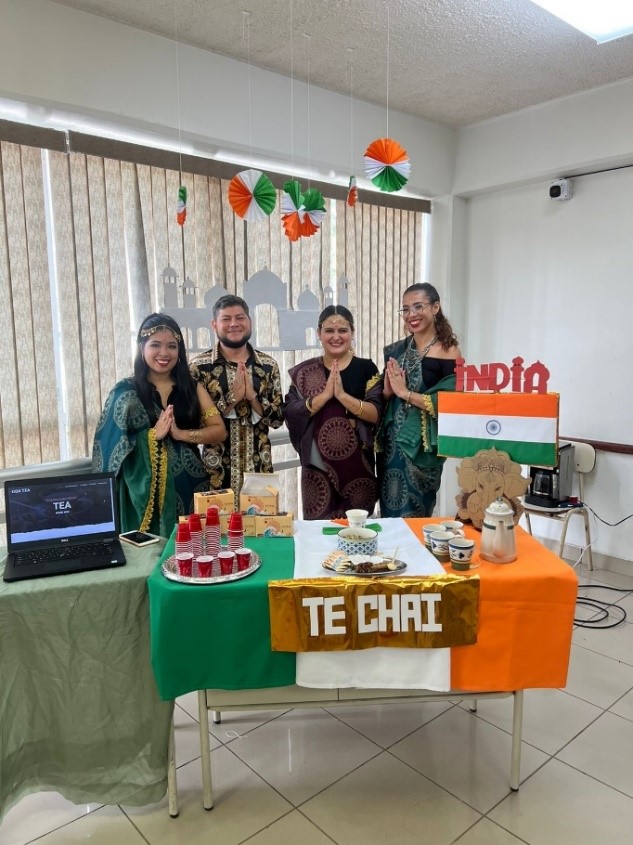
[269,575,479,652]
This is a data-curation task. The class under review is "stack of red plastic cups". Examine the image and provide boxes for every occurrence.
[175,523,193,576]
[188,513,204,559]
[205,506,221,558]
[227,512,244,551]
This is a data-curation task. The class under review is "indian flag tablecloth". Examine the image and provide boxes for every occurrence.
[293,519,450,691]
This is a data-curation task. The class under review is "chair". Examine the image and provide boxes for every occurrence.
[523,441,596,569]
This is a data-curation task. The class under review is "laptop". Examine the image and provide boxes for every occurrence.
[3,472,126,582]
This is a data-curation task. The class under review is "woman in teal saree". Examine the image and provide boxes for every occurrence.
[377,284,461,518]
[92,314,226,536]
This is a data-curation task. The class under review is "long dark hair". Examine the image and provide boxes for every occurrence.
[403,283,458,351]
[317,305,355,331]
[133,313,200,427]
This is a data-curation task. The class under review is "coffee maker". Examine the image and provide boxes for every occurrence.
[525,441,575,508]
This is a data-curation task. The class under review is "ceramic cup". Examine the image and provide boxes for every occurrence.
[422,523,444,547]
[422,523,445,548]
[345,509,369,528]
[448,537,476,571]
[429,530,454,559]
[441,520,465,537]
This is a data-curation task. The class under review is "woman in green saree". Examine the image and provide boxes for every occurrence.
[92,314,226,536]
[377,283,461,517]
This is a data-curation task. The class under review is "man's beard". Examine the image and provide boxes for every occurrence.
[217,329,252,349]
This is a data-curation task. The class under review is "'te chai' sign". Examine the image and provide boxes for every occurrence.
[455,357,550,393]
[268,576,480,653]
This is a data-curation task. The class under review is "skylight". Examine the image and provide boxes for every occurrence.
[530,1,633,43]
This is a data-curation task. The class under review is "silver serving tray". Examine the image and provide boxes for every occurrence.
[323,557,408,577]
[161,551,261,585]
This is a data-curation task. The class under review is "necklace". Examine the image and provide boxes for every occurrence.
[418,334,437,359]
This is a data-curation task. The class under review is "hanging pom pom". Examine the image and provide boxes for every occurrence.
[300,187,326,237]
[228,169,277,221]
[280,180,326,241]
[346,175,357,207]
[177,185,187,225]
[281,180,305,242]
[363,138,411,192]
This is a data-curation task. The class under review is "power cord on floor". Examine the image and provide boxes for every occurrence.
[575,585,629,628]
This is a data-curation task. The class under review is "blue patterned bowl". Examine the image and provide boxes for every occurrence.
[337,527,378,557]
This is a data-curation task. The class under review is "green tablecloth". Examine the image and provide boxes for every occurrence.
[0,543,173,822]
[148,534,296,700]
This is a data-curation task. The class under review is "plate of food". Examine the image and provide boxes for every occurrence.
[322,550,407,577]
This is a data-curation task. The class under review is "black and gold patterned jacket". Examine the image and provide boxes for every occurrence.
[190,344,283,496]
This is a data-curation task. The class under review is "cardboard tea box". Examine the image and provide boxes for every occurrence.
[239,473,280,514]
[254,513,294,537]
[193,489,235,515]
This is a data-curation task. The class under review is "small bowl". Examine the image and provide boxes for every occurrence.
[337,527,378,556]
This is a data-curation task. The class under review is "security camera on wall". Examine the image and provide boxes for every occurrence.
[549,179,573,201]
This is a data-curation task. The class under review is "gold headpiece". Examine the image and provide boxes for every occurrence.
[322,316,350,329]
[139,324,182,343]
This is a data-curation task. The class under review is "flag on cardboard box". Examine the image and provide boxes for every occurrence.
[438,392,559,466]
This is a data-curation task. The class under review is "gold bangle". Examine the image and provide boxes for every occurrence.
[188,429,198,444]
[355,400,363,416]
[201,407,219,420]
[305,397,313,414]
[406,390,412,406]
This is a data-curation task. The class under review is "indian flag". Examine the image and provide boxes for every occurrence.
[438,392,559,466]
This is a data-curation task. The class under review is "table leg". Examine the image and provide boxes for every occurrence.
[212,710,222,724]
[198,689,214,810]
[468,699,478,712]
[510,690,524,791]
[167,715,179,818]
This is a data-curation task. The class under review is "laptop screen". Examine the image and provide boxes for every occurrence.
[5,473,119,549]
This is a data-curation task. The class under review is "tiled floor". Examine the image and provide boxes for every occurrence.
[2,560,633,844]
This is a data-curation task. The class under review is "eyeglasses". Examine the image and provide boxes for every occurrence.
[398,301,433,317]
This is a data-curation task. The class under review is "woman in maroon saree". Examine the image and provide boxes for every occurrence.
[284,306,383,519]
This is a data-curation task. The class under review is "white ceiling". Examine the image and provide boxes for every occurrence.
[52,0,633,127]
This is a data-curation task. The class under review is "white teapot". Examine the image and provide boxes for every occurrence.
[480,498,517,563]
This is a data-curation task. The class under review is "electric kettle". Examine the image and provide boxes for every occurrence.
[480,498,517,563]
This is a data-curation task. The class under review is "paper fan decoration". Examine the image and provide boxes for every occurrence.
[363,138,411,192]
[301,187,326,236]
[281,180,326,241]
[228,169,276,222]
[281,180,303,241]
[346,175,357,207]
[177,186,187,226]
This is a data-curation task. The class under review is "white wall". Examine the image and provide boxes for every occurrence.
[0,0,455,197]
[455,87,633,563]
[454,77,633,196]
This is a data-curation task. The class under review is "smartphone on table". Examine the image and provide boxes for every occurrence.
[119,531,160,547]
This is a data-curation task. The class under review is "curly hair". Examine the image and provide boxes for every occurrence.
[133,313,200,427]
[402,283,458,351]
